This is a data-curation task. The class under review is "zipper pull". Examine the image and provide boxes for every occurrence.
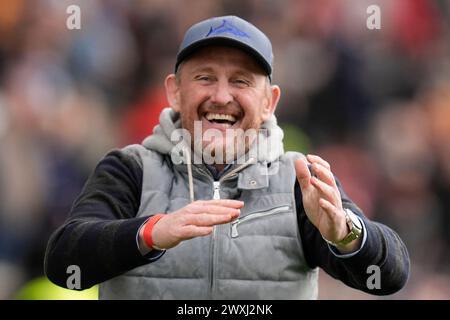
[231,220,239,238]
[213,181,221,200]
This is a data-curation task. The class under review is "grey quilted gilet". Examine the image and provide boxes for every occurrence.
[99,145,318,299]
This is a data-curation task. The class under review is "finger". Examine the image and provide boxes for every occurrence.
[196,199,244,208]
[180,225,214,239]
[319,198,338,219]
[295,159,311,190]
[185,213,235,227]
[319,198,347,226]
[311,176,337,203]
[311,162,337,187]
[191,204,241,218]
[307,154,331,170]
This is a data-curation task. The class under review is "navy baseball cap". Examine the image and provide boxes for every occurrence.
[175,15,274,80]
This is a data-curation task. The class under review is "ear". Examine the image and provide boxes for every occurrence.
[261,84,281,122]
[165,74,180,112]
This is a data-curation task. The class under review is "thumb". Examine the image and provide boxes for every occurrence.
[295,158,311,191]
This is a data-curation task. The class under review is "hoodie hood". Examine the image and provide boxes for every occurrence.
[142,108,285,164]
[143,108,182,156]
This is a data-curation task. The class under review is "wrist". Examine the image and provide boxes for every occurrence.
[142,214,166,250]
[323,208,363,249]
[334,236,363,253]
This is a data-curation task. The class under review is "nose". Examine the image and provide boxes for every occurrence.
[210,80,234,106]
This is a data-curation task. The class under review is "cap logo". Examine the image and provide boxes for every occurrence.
[205,19,250,39]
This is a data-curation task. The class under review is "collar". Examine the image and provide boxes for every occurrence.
[205,163,233,181]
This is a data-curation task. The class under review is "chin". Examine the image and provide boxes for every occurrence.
[201,137,254,165]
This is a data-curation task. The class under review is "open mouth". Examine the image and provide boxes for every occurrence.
[204,112,238,127]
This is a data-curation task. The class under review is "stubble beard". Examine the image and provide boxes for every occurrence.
[181,115,260,166]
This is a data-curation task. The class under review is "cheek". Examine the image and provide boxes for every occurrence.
[179,87,208,114]
[178,90,206,135]
[240,96,269,127]
[240,109,262,130]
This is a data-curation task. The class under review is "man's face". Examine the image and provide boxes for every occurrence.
[166,45,280,164]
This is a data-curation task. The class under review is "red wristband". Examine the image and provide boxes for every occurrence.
[143,214,165,250]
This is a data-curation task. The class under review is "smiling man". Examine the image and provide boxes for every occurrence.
[167,45,279,168]
[44,16,410,299]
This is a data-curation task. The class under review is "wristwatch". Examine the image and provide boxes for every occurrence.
[324,208,363,247]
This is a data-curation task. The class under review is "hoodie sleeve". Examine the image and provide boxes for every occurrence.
[44,149,162,290]
[296,179,410,296]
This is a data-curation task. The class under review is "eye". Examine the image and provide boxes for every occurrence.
[233,78,251,87]
[194,75,213,82]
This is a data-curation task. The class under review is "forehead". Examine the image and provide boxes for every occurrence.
[181,45,266,75]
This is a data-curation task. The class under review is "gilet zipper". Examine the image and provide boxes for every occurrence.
[230,205,291,238]
[205,159,255,298]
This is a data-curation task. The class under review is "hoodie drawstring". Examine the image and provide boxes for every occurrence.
[183,144,257,204]
[184,146,195,203]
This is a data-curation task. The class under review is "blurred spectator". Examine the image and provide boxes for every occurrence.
[119,85,167,145]
[371,102,448,273]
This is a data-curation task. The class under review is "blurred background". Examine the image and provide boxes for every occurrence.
[1,0,449,299]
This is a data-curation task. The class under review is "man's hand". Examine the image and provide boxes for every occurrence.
[295,154,360,253]
[140,199,243,251]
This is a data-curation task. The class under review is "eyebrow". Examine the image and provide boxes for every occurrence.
[232,70,254,79]
[189,66,215,75]
[189,66,255,80]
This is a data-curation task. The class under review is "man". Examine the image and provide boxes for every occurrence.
[45,15,409,299]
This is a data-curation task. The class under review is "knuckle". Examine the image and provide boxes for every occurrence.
[193,214,204,224]
[177,229,187,239]
[183,205,193,214]
[183,226,195,238]
[215,214,227,222]
[191,201,202,209]
[180,214,191,224]
[188,203,202,213]
[333,189,341,199]
[172,228,183,239]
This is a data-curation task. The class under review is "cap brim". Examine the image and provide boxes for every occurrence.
[175,37,272,77]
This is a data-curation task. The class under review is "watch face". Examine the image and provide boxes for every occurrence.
[346,209,362,230]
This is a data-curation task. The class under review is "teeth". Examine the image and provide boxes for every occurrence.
[205,113,237,122]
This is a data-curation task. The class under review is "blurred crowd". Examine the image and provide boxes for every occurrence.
[0,0,449,299]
